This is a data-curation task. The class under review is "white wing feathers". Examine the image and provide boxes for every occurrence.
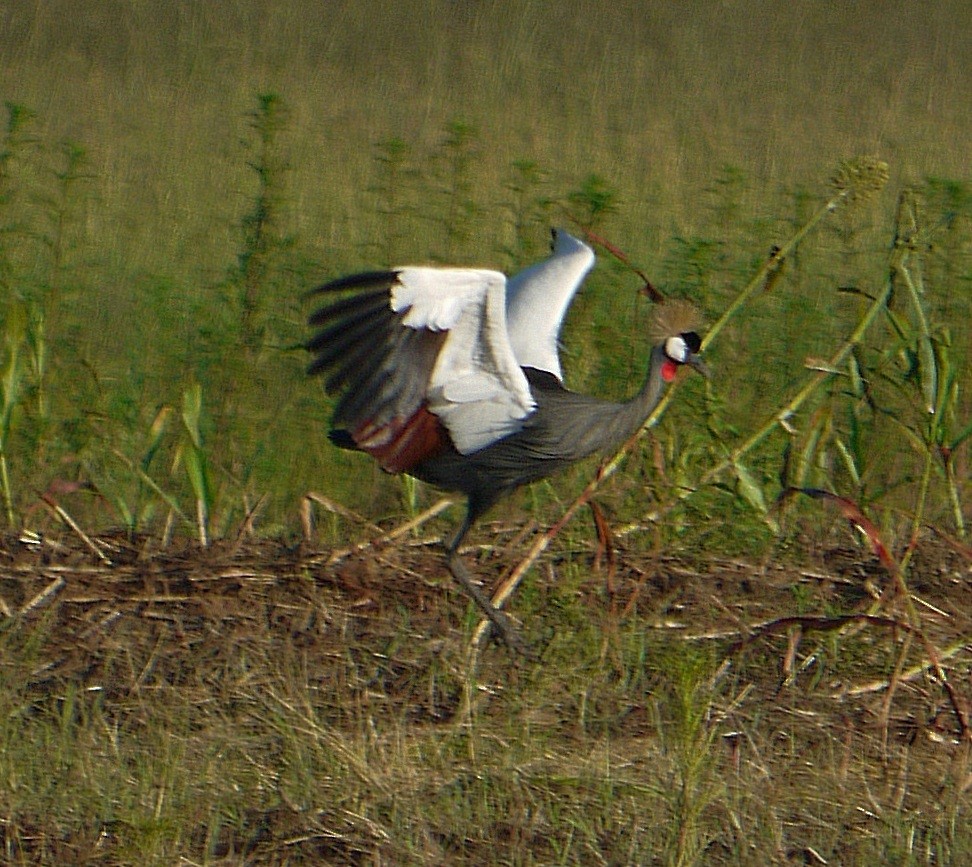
[504,230,595,381]
[376,231,593,454]
[392,267,536,454]
[391,267,486,330]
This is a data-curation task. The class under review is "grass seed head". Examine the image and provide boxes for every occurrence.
[830,156,890,205]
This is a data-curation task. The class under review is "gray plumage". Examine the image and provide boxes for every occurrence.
[306,231,706,651]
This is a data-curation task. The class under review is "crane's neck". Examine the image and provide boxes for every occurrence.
[517,344,678,466]
[613,344,673,443]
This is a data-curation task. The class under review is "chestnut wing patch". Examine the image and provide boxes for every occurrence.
[307,268,535,473]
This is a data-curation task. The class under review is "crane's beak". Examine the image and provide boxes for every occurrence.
[686,353,710,378]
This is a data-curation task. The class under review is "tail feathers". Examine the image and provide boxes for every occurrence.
[328,429,357,450]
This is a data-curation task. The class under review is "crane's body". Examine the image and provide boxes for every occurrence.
[408,360,677,530]
[307,230,706,651]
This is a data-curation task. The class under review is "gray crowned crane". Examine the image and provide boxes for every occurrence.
[306,230,707,652]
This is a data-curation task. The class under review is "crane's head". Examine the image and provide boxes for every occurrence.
[652,300,708,382]
[661,331,707,382]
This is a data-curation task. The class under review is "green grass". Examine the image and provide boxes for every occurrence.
[1,550,970,864]
[0,1,969,536]
[0,1,970,862]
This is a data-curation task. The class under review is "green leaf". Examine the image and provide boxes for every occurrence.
[847,353,865,400]
[183,446,210,513]
[794,413,826,489]
[917,334,937,415]
[181,383,204,450]
[950,418,972,453]
[0,312,26,439]
[141,405,172,472]
[832,436,861,487]
[899,254,937,414]
[732,460,777,530]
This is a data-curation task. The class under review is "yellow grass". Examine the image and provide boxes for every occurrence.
[2,0,968,278]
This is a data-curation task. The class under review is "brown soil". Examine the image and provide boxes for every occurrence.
[2,525,969,724]
[0,525,969,863]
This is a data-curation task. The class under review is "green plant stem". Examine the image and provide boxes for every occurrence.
[901,412,935,578]
[471,186,863,643]
[0,451,13,526]
[700,188,849,352]
[110,448,196,535]
[719,279,891,464]
[640,263,895,526]
[599,187,854,482]
[944,457,966,539]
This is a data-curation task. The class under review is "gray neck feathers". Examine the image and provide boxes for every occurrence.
[603,343,670,448]
[544,343,670,461]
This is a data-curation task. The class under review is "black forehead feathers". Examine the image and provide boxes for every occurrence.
[680,331,702,354]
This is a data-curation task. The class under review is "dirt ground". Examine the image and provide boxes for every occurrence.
[2,523,969,729]
[0,523,970,862]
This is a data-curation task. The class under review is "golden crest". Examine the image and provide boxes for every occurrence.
[650,299,702,341]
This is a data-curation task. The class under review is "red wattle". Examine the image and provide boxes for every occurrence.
[662,359,678,382]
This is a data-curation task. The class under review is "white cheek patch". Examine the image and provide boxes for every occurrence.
[664,335,688,363]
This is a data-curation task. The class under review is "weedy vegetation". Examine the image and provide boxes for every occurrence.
[0,1,970,863]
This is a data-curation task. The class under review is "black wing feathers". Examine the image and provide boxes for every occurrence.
[305,270,447,443]
[307,270,399,298]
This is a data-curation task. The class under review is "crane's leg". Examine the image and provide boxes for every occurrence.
[445,514,532,656]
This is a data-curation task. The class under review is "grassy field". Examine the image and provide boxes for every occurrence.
[0,1,970,863]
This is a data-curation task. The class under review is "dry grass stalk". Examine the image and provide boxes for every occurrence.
[20,575,66,615]
[302,491,383,540]
[41,496,111,564]
[316,496,456,566]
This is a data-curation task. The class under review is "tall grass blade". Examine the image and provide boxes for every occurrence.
[180,383,211,546]
[732,459,776,530]
[0,302,27,526]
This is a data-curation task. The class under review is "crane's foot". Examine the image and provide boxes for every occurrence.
[445,552,534,658]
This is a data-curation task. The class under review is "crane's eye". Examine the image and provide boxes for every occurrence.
[664,335,689,363]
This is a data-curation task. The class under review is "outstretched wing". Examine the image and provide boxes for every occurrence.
[504,229,595,381]
[307,268,535,472]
